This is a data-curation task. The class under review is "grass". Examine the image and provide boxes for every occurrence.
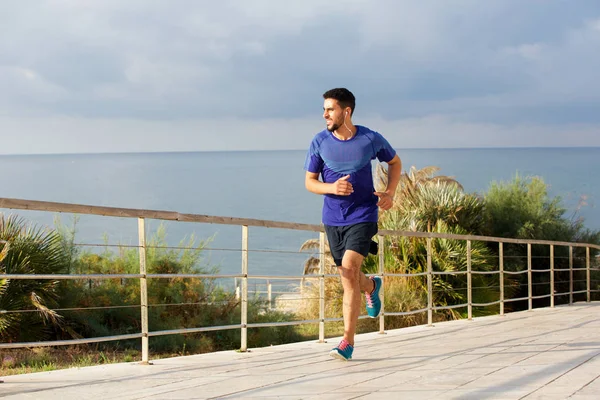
[0,346,169,376]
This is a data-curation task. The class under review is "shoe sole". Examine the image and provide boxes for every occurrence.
[329,350,352,361]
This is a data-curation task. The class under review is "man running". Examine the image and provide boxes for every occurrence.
[304,88,402,360]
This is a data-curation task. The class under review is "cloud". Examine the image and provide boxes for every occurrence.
[0,0,599,153]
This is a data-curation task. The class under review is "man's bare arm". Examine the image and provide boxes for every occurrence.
[385,154,402,196]
[374,154,402,210]
[305,171,354,196]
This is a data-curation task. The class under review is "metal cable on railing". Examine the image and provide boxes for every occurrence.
[73,243,324,257]
[0,304,141,314]
[431,279,589,293]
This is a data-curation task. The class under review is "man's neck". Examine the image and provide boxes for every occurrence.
[333,124,357,141]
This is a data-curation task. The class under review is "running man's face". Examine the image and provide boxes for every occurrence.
[323,98,346,132]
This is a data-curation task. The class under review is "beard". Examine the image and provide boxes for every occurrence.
[326,120,341,132]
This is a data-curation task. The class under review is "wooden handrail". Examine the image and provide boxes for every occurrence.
[0,197,322,232]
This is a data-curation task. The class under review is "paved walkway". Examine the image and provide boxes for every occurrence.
[2,303,599,399]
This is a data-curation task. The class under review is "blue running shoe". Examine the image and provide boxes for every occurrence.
[329,339,353,361]
[366,276,382,318]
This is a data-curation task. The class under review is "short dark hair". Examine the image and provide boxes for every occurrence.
[323,88,355,115]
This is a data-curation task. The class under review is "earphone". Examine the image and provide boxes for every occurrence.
[343,109,353,137]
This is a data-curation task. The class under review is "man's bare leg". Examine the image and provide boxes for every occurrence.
[337,250,376,346]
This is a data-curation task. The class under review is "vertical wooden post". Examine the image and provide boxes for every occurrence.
[569,246,573,305]
[138,218,149,364]
[378,234,385,334]
[241,226,248,351]
[499,242,504,316]
[319,231,326,343]
[550,245,555,308]
[467,240,472,320]
[527,243,532,311]
[427,238,433,326]
[267,280,272,310]
[586,247,591,303]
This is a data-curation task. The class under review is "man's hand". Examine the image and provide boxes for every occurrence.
[374,192,394,210]
[331,175,353,196]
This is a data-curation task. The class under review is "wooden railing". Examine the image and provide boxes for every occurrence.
[1,197,599,364]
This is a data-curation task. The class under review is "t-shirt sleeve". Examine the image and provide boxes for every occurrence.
[373,132,397,163]
[304,137,324,173]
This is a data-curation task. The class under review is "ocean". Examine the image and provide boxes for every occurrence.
[1,148,598,278]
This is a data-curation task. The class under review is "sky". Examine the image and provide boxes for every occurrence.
[1,0,600,154]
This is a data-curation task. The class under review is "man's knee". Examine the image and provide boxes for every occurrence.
[338,265,359,279]
[341,250,364,270]
[338,251,363,285]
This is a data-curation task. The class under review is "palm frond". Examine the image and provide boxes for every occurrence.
[299,239,322,252]
[0,214,68,342]
[0,240,9,263]
[30,291,64,325]
[302,257,321,275]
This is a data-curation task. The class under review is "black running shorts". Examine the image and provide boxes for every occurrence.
[324,222,378,267]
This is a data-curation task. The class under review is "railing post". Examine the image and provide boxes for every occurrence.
[550,245,555,308]
[427,238,433,326]
[586,247,591,303]
[499,242,504,316]
[378,234,385,334]
[569,246,573,305]
[267,280,272,310]
[467,240,472,320]
[318,231,325,343]
[241,225,248,351]
[138,217,149,365]
[527,243,532,311]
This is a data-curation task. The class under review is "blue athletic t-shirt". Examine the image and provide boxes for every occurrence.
[304,125,397,226]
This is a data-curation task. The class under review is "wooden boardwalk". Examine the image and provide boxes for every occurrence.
[2,302,599,400]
